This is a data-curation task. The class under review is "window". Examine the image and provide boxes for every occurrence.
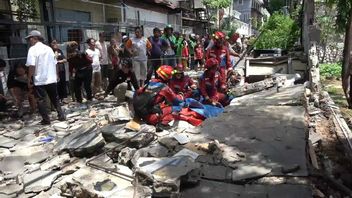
[239,0,243,5]
[67,29,83,43]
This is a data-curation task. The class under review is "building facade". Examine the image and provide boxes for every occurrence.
[233,0,270,34]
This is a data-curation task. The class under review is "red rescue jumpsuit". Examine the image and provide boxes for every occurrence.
[139,79,184,125]
[206,45,231,92]
[169,75,196,98]
[199,70,229,107]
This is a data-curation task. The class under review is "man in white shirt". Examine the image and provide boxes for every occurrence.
[25,30,65,125]
[96,32,109,90]
[86,38,101,96]
[128,27,151,87]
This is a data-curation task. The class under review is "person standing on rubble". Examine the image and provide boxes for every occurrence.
[199,58,230,107]
[86,38,102,97]
[25,30,65,125]
[161,25,177,67]
[67,41,93,103]
[126,26,152,87]
[169,64,197,99]
[206,31,231,93]
[133,65,184,126]
[104,59,139,103]
[96,32,110,91]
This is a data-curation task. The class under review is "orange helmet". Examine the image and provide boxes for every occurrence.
[156,65,174,81]
[214,31,225,40]
[175,64,184,73]
[205,58,219,69]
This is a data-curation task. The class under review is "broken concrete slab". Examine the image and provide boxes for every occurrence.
[40,153,71,171]
[102,124,155,148]
[52,122,69,131]
[59,166,133,198]
[180,180,312,198]
[0,135,19,148]
[66,112,80,119]
[23,170,62,193]
[108,105,132,123]
[232,165,272,182]
[136,156,199,196]
[158,136,183,151]
[200,164,233,181]
[0,183,23,198]
[200,104,308,176]
[54,123,105,157]
[0,156,26,176]
[118,147,136,166]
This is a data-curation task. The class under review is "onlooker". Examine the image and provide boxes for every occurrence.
[107,38,122,81]
[147,28,167,81]
[96,32,109,90]
[104,59,139,103]
[161,25,177,67]
[67,41,93,103]
[194,42,204,71]
[181,39,189,69]
[0,59,8,112]
[7,62,36,117]
[51,39,68,102]
[127,26,152,87]
[25,30,65,125]
[119,35,132,60]
[86,38,102,96]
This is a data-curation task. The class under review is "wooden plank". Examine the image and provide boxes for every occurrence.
[308,140,319,169]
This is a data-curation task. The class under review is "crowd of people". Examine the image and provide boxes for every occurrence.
[0,25,247,126]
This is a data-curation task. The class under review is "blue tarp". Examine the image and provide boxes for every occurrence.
[173,98,224,118]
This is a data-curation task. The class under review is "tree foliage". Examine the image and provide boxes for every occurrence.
[202,0,232,9]
[254,13,299,49]
[10,0,38,22]
[267,0,286,13]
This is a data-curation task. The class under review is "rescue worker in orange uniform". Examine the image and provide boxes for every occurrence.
[133,65,184,126]
[169,64,197,99]
[206,31,231,93]
[199,58,230,107]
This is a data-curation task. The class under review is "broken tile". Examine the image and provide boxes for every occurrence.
[54,123,105,157]
[23,170,62,193]
[173,133,190,145]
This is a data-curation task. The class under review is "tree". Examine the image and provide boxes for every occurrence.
[254,13,299,49]
[10,0,38,22]
[202,0,232,9]
[203,0,232,29]
[326,0,352,107]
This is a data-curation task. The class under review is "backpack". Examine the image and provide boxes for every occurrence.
[133,82,166,118]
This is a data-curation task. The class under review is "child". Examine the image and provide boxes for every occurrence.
[181,40,189,69]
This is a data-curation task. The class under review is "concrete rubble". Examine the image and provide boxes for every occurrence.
[0,80,314,197]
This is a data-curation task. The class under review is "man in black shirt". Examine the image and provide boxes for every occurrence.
[104,59,139,103]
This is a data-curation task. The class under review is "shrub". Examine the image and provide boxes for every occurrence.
[320,63,342,78]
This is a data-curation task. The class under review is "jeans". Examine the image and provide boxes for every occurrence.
[34,83,64,122]
[74,68,93,103]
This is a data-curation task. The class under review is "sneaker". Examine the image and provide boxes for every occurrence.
[40,120,51,125]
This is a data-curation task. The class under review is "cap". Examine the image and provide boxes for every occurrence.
[25,30,42,39]
[122,35,128,40]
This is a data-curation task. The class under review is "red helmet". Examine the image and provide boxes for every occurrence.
[175,64,184,73]
[214,31,225,40]
[157,65,174,81]
[205,58,219,69]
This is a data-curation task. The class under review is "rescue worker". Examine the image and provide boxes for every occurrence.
[133,65,184,126]
[206,31,231,93]
[169,64,197,99]
[199,58,230,107]
[104,59,139,103]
